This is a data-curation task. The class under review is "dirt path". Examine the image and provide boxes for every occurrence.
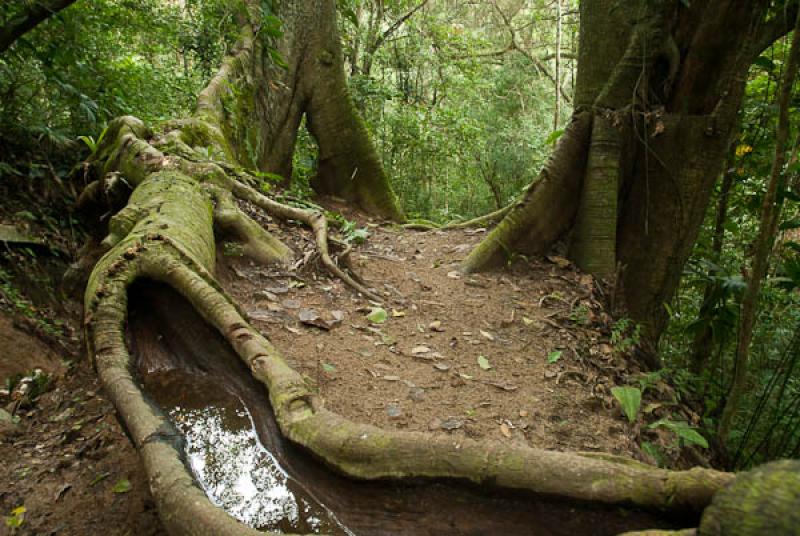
[219,208,695,466]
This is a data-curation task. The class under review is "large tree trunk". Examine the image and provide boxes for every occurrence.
[463,0,797,358]
[192,0,403,220]
[78,1,741,534]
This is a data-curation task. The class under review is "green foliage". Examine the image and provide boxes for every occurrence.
[611,318,641,356]
[338,0,577,222]
[340,219,370,244]
[649,419,709,449]
[659,33,800,468]
[1,0,237,156]
[611,386,642,423]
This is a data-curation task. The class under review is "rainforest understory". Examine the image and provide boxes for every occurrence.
[3,0,800,535]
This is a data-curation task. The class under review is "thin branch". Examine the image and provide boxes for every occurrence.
[370,0,429,54]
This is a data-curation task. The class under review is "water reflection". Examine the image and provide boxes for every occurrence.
[169,398,351,534]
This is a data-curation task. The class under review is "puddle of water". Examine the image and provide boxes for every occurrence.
[170,401,349,534]
[128,282,686,536]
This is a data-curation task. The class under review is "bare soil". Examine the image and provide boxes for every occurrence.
[220,200,705,468]
[0,312,163,536]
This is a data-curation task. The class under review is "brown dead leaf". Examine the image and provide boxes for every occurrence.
[500,423,512,438]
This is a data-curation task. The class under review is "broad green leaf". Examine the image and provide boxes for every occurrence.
[547,350,562,364]
[477,355,492,370]
[112,478,132,494]
[675,427,709,448]
[545,129,564,145]
[367,307,388,324]
[611,386,641,423]
[648,419,708,449]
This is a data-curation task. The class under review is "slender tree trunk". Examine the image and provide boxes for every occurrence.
[718,8,800,442]
[553,0,562,131]
[689,152,736,375]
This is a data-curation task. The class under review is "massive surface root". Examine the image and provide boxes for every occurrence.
[82,114,737,536]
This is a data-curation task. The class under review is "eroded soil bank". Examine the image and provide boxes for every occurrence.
[129,282,683,536]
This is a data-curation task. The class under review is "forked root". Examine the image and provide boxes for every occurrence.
[225,178,382,301]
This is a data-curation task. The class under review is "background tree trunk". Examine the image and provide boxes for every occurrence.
[195,0,403,220]
[465,0,791,360]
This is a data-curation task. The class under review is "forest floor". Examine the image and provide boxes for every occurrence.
[0,196,707,535]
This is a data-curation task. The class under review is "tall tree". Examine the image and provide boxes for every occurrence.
[462,0,800,363]
[718,7,800,442]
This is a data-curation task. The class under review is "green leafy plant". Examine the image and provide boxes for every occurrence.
[77,124,110,156]
[341,219,370,244]
[611,386,642,423]
[611,318,641,356]
[4,506,26,529]
[649,419,708,449]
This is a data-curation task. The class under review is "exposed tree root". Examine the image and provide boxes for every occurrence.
[223,178,382,301]
[461,112,592,272]
[208,185,293,265]
[84,162,735,535]
[401,204,514,231]
[77,3,777,534]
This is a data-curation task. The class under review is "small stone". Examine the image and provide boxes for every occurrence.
[408,388,426,402]
[440,417,464,431]
[386,404,403,418]
[0,408,20,438]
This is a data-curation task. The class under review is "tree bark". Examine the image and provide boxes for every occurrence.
[0,0,77,54]
[465,0,788,356]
